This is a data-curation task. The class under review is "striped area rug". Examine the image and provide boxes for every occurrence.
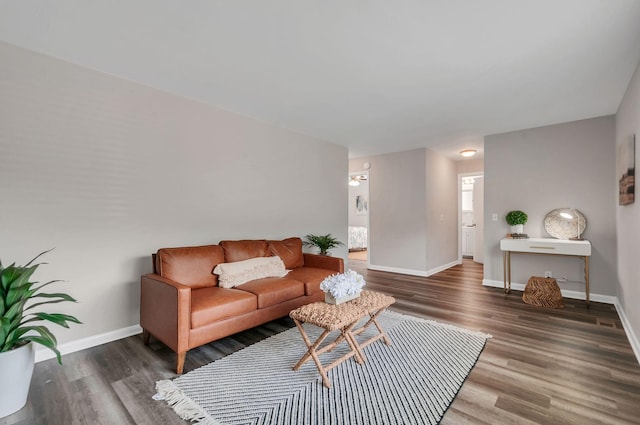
[155,311,491,425]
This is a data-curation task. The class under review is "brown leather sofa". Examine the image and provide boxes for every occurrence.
[140,237,344,373]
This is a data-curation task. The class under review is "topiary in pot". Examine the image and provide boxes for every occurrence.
[505,210,528,234]
[303,234,344,256]
[0,249,81,417]
[505,210,528,225]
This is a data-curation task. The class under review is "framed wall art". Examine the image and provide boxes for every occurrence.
[619,134,635,205]
[355,194,368,215]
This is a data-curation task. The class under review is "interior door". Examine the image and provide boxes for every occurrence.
[473,176,484,264]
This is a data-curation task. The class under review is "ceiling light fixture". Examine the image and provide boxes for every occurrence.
[460,149,477,157]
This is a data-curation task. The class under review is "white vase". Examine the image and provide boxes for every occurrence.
[325,291,361,305]
[510,224,524,234]
[0,342,35,418]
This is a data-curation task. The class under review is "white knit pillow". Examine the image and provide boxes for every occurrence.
[213,256,288,288]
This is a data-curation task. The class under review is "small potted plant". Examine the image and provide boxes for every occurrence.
[303,234,344,256]
[0,250,81,418]
[505,210,528,235]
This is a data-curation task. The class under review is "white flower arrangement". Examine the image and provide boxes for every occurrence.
[320,269,366,298]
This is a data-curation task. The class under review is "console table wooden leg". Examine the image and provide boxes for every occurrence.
[503,251,507,293]
[585,256,590,308]
[503,251,511,294]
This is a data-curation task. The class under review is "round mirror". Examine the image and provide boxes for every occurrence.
[544,208,586,240]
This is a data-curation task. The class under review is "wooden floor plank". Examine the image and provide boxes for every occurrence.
[1,259,639,424]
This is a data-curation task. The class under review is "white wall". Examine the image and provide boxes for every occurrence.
[0,42,348,354]
[350,150,428,274]
[349,148,459,276]
[425,150,458,271]
[483,116,617,299]
[615,59,640,357]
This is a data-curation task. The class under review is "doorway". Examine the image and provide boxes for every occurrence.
[348,171,369,264]
[458,173,484,264]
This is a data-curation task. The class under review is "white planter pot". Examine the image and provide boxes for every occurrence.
[0,342,35,418]
[325,291,361,305]
[510,224,524,234]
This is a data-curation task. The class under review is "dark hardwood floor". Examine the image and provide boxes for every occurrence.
[2,259,639,425]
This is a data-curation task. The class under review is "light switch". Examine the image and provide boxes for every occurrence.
[492,213,498,222]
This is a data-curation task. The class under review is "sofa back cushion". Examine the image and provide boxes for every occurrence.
[268,237,304,269]
[219,240,268,263]
[156,245,224,288]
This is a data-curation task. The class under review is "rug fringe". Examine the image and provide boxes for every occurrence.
[155,380,221,425]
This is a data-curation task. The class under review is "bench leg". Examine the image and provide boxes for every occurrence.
[293,319,331,371]
[352,308,392,348]
[370,309,392,346]
[343,324,366,364]
[292,319,367,389]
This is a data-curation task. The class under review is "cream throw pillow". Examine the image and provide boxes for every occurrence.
[213,256,288,289]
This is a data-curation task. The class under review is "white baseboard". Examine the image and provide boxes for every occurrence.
[614,302,640,365]
[426,261,459,276]
[368,264,429,277]
[35,324,143,363]
[368,261,458,278]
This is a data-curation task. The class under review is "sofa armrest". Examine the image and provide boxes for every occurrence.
[302,253,344,273]
[140,273,192,354]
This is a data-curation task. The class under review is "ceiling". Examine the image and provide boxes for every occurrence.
[2,1,640,160]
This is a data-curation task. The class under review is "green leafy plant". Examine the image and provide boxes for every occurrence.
[0,250,81,364]
[303,234,344,256]
[505,210,528,226]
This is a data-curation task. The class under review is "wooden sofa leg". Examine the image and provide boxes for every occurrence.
[142,329,151,346]
[176,352,186,374]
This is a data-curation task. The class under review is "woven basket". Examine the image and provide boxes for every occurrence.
[522,276,564,309]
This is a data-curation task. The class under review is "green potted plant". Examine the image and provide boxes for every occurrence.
[505,210,528,235]
[0,250,81,418]
[303,234,344,256]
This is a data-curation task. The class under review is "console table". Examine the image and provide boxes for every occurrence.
[500,238,592,305]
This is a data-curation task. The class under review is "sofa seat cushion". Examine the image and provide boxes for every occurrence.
[235,277,305,309]
[191,287,257,328]
[286,267,337,296]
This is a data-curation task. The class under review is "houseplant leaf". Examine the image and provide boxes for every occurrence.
[24,292,78,311]
[23,313,82,328]
[0,250,81,363]
[303,234,344,255]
